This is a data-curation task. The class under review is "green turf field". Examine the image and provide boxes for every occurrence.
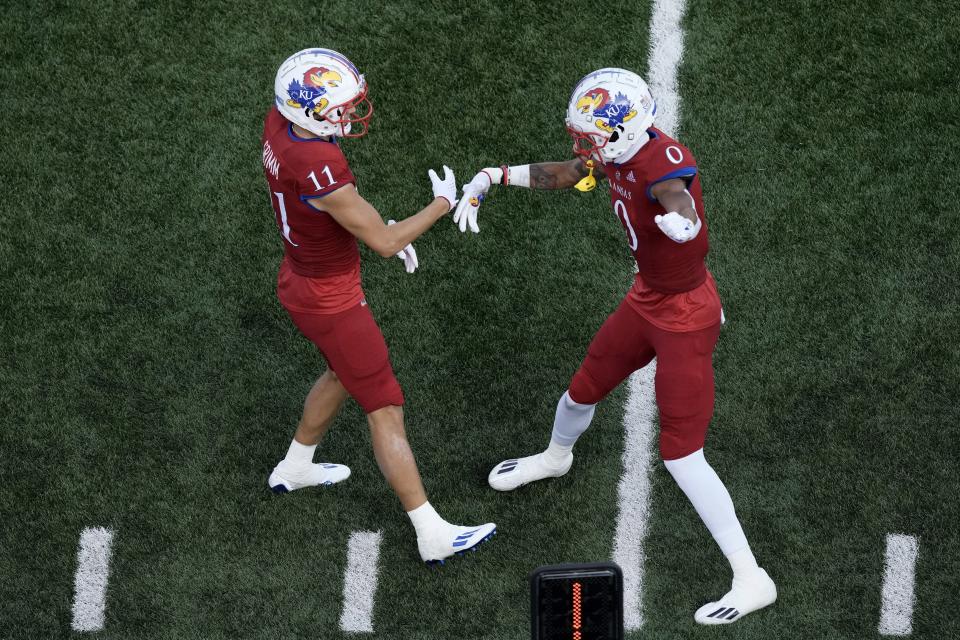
[2,1,958,638]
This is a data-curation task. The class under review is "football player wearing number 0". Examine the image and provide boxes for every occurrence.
[260,48,495,564]
[464,68,776,622]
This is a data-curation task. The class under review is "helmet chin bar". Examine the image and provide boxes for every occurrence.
[568,124,653,165]
[567,125,609,163]
[317,87,374,138]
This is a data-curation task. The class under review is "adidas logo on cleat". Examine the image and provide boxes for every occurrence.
[452,530,481,548]
[420,526,496,566]
[706,607,740,621]
[497,460,519,475]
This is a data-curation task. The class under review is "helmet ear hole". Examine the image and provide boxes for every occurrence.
[609,131,620,143]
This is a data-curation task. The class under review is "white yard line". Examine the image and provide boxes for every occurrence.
[647,0,688,139]
[879,534,919,636]
[71,527,115,632]
[339,530,384,633]
[611,363,659,631]
[611,0,689,631]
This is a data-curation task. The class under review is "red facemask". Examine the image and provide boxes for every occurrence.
[566,124,608,163]
[319,84,374,138]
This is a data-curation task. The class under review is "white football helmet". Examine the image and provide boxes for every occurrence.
[565,68,656,164]
[274,48,373,138]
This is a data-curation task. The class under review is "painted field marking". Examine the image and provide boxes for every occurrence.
[611,363,659,630]
[612,0,689,631]
[879,533,919,636]
[339,530,384,633]
[647,0,689,139]
[71,526,115,632]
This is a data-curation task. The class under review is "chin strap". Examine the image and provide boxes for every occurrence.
[574,160,598,192]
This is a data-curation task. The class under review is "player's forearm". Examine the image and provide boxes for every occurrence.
[378,198,448,257]
[528,161,585,190]
[465,159,594,191]
[453,159,599,234]
[657,190,697,223]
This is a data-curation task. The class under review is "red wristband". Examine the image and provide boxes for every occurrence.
[500,164,509,185]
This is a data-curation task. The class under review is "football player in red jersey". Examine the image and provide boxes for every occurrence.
[261,48,495,564]
[457,68,776,621]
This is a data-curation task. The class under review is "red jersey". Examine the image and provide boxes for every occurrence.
[601,127,720,332]
[261,108,364,314]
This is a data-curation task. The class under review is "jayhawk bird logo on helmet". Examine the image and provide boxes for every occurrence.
[577,87,639,133]
[286,66,344,116]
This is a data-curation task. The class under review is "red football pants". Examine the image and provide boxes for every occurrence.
[568,298,721,460]
[285,302,405,414]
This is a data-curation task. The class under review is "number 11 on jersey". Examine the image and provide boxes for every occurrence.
[307,165,336,191]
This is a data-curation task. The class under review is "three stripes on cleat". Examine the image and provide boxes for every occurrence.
[424,530,497,567]
[452,529,480,548]
[706,607,740,621]
[497,460,518,475]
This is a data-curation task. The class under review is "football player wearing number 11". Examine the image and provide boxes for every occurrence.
[260,48,495,564]
[458,68,776,624]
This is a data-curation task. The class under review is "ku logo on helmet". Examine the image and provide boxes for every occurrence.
[285,66,344,116]
[576,87,640,133]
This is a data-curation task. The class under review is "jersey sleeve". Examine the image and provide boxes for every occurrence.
[644,142,698,201]
[293,145,357,205]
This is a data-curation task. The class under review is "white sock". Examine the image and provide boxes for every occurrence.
[664,449,756,573]
[406,501,447,538]
[283,439,317,467]
[550,391,597,447]
[726,547,761,581]
[543,439,574,468]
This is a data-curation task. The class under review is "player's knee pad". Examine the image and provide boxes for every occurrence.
[654,363,713,461]
[662,447,706,471]
[568,368,606,406]
[657,375,710,460]
[355,373,405,414]
[562,389,596,412]
[659,419,709,461]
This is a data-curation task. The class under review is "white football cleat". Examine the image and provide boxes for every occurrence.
[268,461,351,494]
[488,452,573,491]
[694,568,777,625]
[417,522,497,565]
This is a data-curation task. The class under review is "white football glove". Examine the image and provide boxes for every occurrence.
[654,211,702,243]
[387,220,418,273]
[453,169,500,233]
[428,165,457,212]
